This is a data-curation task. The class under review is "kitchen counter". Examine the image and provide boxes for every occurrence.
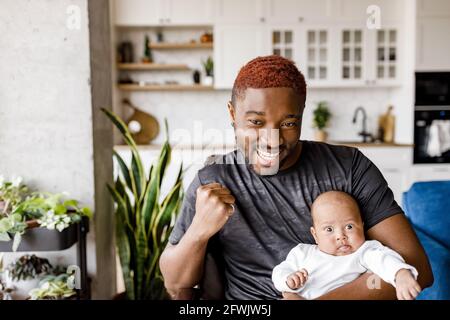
[328,141,414,148]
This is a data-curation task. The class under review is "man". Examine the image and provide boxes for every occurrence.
[159,55,433,300]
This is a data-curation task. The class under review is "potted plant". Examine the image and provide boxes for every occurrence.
[4,254,53,300]
[202,56,214,86]
[28,273,76,300]
[102,108,183,300]
[312,101,332,142]
[0,177,92,252]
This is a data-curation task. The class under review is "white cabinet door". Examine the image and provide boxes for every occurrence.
[165,0,213,25]
[266,0,332,24]
[215,0,266,24]
[114,0,161,26]
[336,0,403,24]
[417,0,450,17]
[416,18,450,71]
[338,28,368,85]
[214,25,267,89]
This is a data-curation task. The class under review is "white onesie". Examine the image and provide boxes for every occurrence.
[272,240,418,300]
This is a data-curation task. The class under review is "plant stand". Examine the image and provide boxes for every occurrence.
[0,217,90,299]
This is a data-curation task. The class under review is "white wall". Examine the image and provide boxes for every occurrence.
[0,0,115,299]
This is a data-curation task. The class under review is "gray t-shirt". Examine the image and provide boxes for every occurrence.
[168,140,403,300]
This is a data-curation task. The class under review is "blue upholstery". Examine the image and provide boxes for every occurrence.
[402,180,450,300]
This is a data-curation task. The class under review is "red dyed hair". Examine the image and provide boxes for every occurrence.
[231,55,307,106]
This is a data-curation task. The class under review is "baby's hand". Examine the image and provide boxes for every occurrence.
[395,269,422,300]
[286,269,308,290]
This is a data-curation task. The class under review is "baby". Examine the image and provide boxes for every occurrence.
[272,191,421,300]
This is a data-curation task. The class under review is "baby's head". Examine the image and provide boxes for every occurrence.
[310,191,365,256]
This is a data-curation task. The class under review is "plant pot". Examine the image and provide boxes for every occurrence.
[203,75,213,86]
[0,219,82,252]
[314,130,328,142]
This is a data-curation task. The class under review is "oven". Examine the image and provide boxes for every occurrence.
[414,72,450,164]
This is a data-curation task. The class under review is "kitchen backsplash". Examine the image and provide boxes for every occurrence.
[118,87,403,146]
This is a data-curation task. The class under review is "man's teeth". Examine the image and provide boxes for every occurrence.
[257,149,280,159]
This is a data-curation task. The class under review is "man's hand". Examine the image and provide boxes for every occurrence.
[286,269,308,290]
[395,269,422,300]
[190,183,235,241]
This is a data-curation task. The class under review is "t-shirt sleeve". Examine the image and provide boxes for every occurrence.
[168,173,202,245]
[350,149,404,230]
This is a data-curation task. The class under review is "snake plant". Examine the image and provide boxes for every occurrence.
[102,109,183,300]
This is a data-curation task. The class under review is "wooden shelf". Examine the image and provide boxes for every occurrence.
[118,84,215,91]
[149,42,213,49]
[117,63,190,71]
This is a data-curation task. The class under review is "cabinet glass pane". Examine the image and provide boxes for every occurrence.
[389,66,396,78]
[319,67,327,79]
[308,48,315,62]
[273,48,281,56]
[389,47,396,61]
[355,48,362,62]
[308,67,316,79]
[319,31,327,44]
[354,66,361,79]
[273,31,280,44]
[378,48,385,61]
[378,66,385,78]
[343,66,350,79]
[319,48,327,62]
[285,31,292,44]
[378,30,385,44]
[343,48,350,62]
[343,31,350,44]
[285,48,292,59]
[389,30,396,43]
[308,31,315,45]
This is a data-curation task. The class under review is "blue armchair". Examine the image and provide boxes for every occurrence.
[402,180,450,300]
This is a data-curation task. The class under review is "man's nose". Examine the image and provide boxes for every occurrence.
[258,128,284,150]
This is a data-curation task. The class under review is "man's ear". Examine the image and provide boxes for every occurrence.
[310,226,318,244]
[227,101,236,124]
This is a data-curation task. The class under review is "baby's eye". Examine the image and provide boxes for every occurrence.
[345,224,353,230]
[325,227,333,233]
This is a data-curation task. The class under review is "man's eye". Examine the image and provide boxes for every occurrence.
[346,224,353,230]
[282,122,297,128]
[325,227,333,233]
[248,119,262,126]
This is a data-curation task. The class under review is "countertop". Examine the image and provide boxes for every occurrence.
[114,141,414,151]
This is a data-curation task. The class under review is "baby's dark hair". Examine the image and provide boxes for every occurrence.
[311,191,361,224]
[231,55,307,107]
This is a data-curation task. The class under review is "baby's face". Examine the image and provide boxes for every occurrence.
[310,198,365,256]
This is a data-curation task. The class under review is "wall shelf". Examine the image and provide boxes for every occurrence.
[118,63,190,71]
[118,84,215,91]
[149,42,213,49]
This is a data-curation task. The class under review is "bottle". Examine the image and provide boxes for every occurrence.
[382,105,395,143]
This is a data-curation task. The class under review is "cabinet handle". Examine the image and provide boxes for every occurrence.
[260,17,265,22]
[159,18,164,24]
[298,17,304,22]
[166,18,170,23]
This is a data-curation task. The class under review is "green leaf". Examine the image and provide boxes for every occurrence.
[0,232,10,241]
[81,207,93,219]
[54,204,66,215]
[113,150,133,191]
[63,199,78,208]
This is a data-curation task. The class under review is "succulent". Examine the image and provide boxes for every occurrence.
[313,101,332,130]
[6,255,53,281]
[202,56,214,76]
[28,274,76,300]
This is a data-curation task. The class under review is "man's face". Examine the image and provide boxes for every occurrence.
[228,87,305,175]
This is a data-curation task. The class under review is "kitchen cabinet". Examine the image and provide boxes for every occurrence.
[417,0,450,18]
[266,0,332,24]
[114,0,213,26]
[416,18,450,71]
[335,0,404,24]
[214,0,266,24]
[358,147,413,205]
[114,0,161,26]
[214,25,267,89]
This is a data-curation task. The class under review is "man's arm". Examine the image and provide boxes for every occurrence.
[315,213,433,300]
